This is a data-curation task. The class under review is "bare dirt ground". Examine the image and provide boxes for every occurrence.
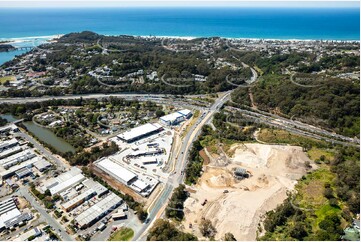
[182,143,311,240]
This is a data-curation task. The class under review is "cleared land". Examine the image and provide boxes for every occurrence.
[182,143,312,240]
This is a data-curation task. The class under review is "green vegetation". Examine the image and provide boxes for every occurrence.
[109,227,134,241]
[69,141,119,166]
[165,185,189,221]
[259,146,360,241]
[29,184,59,210]
[199,219,217,238]
[0,116,8,126]
[147,219,197,241]
[257,128,330,149]
[185,113,260,185]
[231,73,360,137]
[223,232,237,241]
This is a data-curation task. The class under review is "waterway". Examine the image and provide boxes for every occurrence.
[1,114,75,153]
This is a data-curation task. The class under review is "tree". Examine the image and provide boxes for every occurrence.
[147,219,197,241]
[155,110,165,118]
[223,232,236,241]
[199,219,217,238]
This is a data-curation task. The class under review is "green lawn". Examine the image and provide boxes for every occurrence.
[0,75,16,83]
[109,227,134,241]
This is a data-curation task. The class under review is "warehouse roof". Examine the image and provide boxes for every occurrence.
[132,179,148,192]
[96,158,137,184]
[33,158,52,171]
[160,112,183,122]
[117,123,162,141]
[49,173,85,195]
[75,193,122,228]
[62,189,96,211]
[178,109,192,116]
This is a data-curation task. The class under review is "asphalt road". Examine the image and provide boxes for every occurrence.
[16,187,73,241]
[14,131,70,171]
[133,91,232,241]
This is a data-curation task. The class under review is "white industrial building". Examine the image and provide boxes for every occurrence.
[33,158,52,172]
[160,112,184,126]
[0,145,22,159]
[74,193,122,229]
[95,158,137,185]
[82,179,108,198]
[15,227,42,241]
[0,138,18,153]
[117,123,163,143]
[178,109,192,119]
[0,150,36,169]
[0,156,38,180]
[160,109,192,126]
[41,167,85,195]
[61,189,96,212]
[0,198,33,230]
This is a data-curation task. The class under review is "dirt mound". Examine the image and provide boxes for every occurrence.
[182,143,311,240]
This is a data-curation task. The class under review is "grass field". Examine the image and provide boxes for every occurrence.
[307,147,335,162]
[257,128,329,148]
[0,75,16,83]
[109,227,134,241]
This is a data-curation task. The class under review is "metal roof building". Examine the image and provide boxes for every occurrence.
[61,189,96,212]
[49,173,85,195]
[0,150,36,169]
[178,109,192,118]
[160,112,184,126]
[74,193,122,228]
[117,123,163,143]
[0,138,18,152]
[95,158,137,185]
[82,179,108,197]
[33,158,52,172]
[0,157,37,180]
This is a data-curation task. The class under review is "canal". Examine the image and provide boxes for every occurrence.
[1,114,75,153]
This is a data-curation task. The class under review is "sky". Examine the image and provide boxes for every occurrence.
[0,0,359,8]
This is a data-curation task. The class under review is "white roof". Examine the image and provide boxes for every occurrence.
[0,208,21,229]
[0,138,18,151]
[160,112,183,122]
[178,109,192,116]
[75,193,122,227]
[0,157,37,179]
[132,179,148,191]
[33,158,51,170]
[117,123,162,141]
[0,150,36,166]
[96,158,137,184]
[62,189,95,210]
[49,173,85,195]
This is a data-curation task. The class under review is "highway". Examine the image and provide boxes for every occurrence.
[0,93,208,104]
[226,106,359,146]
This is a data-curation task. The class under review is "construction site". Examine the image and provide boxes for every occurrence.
[182,143,312,240]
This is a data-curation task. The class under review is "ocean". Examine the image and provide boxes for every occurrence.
[0,7,359,64]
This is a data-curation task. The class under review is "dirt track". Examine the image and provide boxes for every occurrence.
[182,143,311,240]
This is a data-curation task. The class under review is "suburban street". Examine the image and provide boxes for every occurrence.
[15,187,74,241]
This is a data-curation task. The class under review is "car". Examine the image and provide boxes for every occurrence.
[144,218,150,224]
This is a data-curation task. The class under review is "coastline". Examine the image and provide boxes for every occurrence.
[0,33,359,43]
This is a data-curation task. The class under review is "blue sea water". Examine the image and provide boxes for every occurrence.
[0,7,359,64]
